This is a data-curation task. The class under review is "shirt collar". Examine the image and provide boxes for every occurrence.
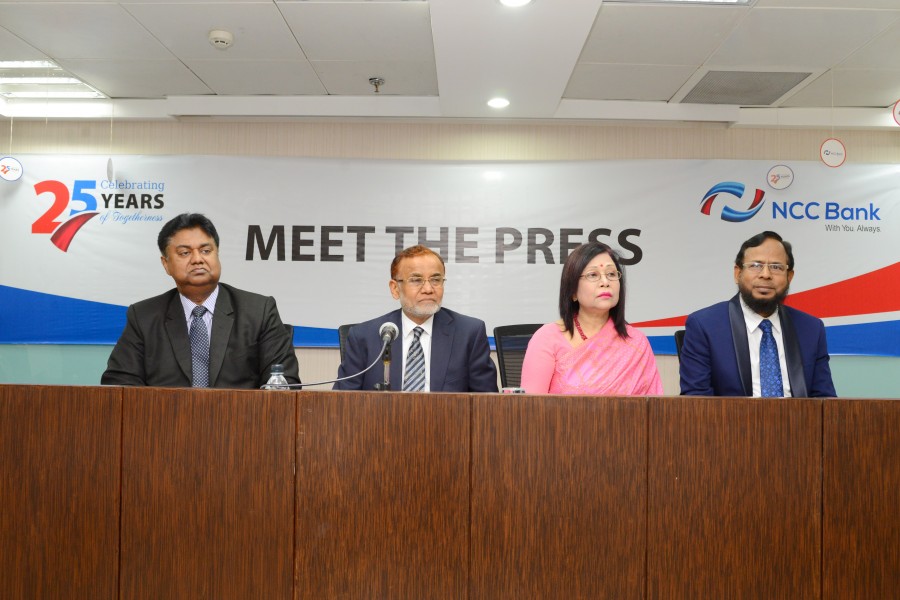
[179,285,219,319]
[400,311,434,338]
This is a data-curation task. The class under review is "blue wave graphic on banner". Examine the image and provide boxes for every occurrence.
[3,285,898,356]
[1,285,127,344]
[0,285,343,346]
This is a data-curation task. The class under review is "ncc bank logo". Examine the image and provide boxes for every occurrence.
[700,181,766,223]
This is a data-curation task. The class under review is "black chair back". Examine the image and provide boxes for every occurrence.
[674,329,685,359]
[493,324,543,388]
[338,324,357,362]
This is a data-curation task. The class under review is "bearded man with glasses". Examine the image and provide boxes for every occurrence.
[680,231,836,397]
[333,244,497,392]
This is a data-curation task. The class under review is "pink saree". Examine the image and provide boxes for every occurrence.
[521,320,663,396]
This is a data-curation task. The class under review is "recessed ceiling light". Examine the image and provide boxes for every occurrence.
[0,60,105,99]
[488,97,510,109]
[499,0,532,6]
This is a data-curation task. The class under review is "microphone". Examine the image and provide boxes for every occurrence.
[261,322,399,390]
[379,322,399,345]
[375,322,399,392]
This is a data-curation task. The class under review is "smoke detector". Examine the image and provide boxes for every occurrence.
[208,29,234,50]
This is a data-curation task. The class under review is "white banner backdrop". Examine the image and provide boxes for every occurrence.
[1,155,898,355]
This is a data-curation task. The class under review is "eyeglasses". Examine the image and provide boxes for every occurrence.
[395,276,446,288]
[580,271,622,283]
[742,262,789,275]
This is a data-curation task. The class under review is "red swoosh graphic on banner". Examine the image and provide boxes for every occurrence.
[50,212,99,252]
[747,188,765,210]
[633,261,900,327]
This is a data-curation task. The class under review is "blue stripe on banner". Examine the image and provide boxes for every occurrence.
[823,320,900,357]
[0,285,128,344]
[0,285,341,347]
[648,335,679,356]
[648,319,900,358]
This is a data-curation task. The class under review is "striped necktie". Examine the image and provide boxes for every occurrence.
[403,327,426,392]
[189,305,210,388]
[759,319,783,397]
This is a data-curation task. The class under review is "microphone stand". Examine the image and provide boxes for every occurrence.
[265,337,391,390]
[374,338,392,391]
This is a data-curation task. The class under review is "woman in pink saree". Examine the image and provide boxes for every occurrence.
[521,242,662,395]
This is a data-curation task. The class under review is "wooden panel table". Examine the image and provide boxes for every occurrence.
[118,387,295,600]
[3,385,899,600]
[295,391,470,599]
[647,396,822,599]
[824,398,900,599]
[0,385,121,600]
[471,395,647,600]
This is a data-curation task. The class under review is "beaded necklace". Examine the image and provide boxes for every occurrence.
[573,313,588,341]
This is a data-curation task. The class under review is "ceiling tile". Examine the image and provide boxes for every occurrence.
[781,69,900,108]
[0,4,172,60]
[185,60,327,95]
[57,59,212,98]
[579,4,748,66]
[0,26,48,60]
[707,7,895,68]
[565,64,697,102]
[839,18,900,69]
[279,2,434,62]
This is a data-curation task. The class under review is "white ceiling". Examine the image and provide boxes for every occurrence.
[2,0,900,128]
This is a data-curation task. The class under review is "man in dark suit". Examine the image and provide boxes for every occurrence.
[334,245,497,392]
[102,213,299,388]
[680,231,835,397]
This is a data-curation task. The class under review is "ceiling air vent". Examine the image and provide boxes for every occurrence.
[681,70,812,106]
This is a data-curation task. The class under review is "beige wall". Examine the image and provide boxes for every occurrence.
[4,118,898,396]
[4,119,900,163]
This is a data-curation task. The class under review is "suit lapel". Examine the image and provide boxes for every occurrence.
[728,295,753,396]
[208,286,235,386]
[429,310,453,392]
[164,292,193,383]
[778,306,807,397]
[389,311,403,390]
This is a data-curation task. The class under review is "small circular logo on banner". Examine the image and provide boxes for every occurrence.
[0,156,23,181]
[766,165,794,190]
[820,138,846,168]
[893,99,900,126]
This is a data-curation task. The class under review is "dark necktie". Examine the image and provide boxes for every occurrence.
[759,319,783,397]
[403,327,426,392]
[189,305,210,388]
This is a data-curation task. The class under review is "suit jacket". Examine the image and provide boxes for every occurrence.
[101,282,300,388]
[679,294,836,397]
[333,308,498,392]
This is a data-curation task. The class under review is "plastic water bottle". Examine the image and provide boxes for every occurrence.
[263,363,290,390]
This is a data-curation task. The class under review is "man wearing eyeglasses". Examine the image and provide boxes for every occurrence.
[333,244,498,392]
[680,231,836,397]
